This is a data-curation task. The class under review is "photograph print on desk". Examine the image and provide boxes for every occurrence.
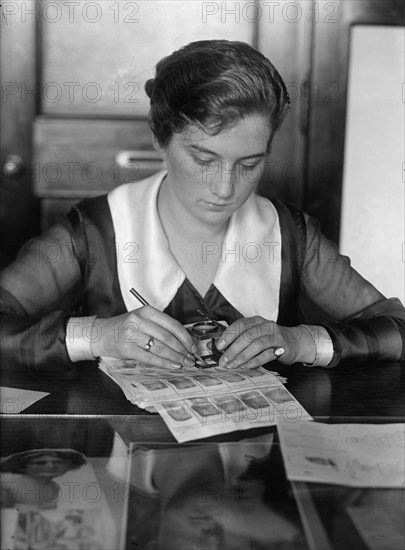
[0,416,131,550]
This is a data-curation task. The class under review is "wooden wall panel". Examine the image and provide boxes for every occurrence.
[41,0,255,116]
[0,0,39,266]
[257,1,312,207]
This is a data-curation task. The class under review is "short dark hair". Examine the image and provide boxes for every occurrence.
[145,40,290,148]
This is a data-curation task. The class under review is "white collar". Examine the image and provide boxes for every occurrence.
[108,171,281,320]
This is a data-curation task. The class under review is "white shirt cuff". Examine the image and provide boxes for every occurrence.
[66,316,98,362]
[299,325,334,367]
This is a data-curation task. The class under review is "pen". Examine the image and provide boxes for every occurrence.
[129,288,149,306]
[129,287,208,365]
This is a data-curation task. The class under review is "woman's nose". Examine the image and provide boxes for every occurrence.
[210,164,235,199]
[43,460,58,467]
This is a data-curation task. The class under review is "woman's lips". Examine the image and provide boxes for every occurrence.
[203,200,232,209]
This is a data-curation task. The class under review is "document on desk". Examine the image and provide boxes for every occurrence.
[99,358,311,442]
[277,420,405,487]
[0,386,49,413]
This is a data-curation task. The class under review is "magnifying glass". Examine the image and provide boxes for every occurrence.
[190,320,220,337]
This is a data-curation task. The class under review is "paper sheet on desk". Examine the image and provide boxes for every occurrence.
[99,357,310,443]
[0,386,49,413]
[277,420,405,487]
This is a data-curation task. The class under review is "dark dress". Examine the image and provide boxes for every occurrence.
[1,188,404,371]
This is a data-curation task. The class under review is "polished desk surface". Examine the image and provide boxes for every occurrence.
[1,416,403,550]
[1,357,404,549]
[1,357,404,417]
[1,359,404,550]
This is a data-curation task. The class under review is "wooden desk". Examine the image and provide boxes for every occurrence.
[1,357,404,418]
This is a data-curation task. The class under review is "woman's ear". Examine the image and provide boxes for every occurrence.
[152,134,163,152]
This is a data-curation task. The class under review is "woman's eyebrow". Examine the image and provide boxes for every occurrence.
[188,144,266,160]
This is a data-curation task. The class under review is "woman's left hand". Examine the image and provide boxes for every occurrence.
[216,316,316,369]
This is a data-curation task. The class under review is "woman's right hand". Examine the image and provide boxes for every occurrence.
[90,306,197,369]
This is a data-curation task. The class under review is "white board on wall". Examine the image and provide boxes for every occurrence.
[340,25,404,303]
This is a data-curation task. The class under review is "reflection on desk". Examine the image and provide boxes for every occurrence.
[294,481,404,550]
[125,435,307,550]
[1,416,404,550]
[1,417,309,550]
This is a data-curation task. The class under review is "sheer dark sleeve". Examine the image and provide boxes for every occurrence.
[299,213,405,367]
[0,222,85,371]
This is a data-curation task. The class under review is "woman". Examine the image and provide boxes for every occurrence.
[1,449,86,507]
[1,40,404,371]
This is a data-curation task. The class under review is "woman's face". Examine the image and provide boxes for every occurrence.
[162,114,272,227]
[24,454,72,479]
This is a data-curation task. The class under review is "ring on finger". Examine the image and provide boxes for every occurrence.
[143,336,155,352]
